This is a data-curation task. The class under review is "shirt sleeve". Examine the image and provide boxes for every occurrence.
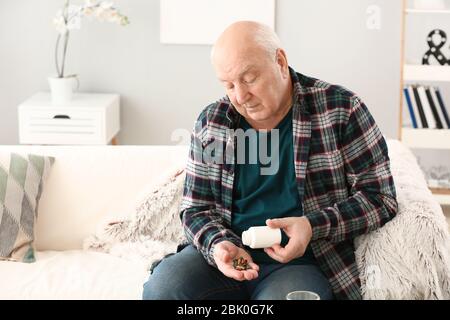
[305,96,398,243]
[180,115,242,267]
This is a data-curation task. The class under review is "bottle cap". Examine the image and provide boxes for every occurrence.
[242,230,251,247]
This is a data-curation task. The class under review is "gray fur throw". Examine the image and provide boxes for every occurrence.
[83,168,187,271]
[355,140,450,299]
[83,140,450,299]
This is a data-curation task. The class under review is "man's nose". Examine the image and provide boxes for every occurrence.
[235,84,249,105]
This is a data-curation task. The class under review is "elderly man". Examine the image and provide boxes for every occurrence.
[143,21,397,300]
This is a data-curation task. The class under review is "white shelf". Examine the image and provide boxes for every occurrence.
[404,65,450,82]
[433,193,450,206]
[401,128,450,149]
[406,8,450,14]
[430,188,450,206]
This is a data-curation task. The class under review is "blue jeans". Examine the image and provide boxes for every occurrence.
[142,245,333,300]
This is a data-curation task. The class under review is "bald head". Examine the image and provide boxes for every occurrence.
[210,21,292,130]
[211,21,282,65]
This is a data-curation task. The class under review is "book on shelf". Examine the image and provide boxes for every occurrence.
[403,85,450,129]
[417,85,436,128]
[430,87,448,129]
[408,85,422,128]
[425,87,443,129]
[411,85,428,128]
[403,87,418,128]
[435,87,450,128]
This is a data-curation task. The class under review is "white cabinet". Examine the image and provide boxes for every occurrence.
[18,92,120,145]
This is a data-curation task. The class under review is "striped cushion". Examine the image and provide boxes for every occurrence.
[0,153,54,263]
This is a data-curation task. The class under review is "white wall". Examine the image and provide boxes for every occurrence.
[0,0,406,145]
[0,0,223,145]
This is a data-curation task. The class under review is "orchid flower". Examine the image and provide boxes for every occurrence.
[53,0,129,78]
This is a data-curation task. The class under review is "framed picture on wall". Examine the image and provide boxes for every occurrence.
[160,0,275,45]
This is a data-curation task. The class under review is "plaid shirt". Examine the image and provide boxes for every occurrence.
[180,67,398,300]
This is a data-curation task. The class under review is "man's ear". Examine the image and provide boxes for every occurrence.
[275,48,289,79]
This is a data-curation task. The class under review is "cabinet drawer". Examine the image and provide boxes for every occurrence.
[19,109,104,145]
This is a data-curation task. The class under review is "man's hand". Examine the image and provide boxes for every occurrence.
[213,241,259,281]
[264,217,313,263]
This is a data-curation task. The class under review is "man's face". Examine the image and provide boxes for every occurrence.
[213,48,289,124]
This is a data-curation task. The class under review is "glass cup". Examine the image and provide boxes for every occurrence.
[286,291,320,300]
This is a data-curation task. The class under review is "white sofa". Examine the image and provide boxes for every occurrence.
[0,145,188,299]
[0,142,448,300]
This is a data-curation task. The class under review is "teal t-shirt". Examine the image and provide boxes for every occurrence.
[232,107,315,265]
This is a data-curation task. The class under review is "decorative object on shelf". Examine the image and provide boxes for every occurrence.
[426,165,450,188]
[49,0,129,105]
[413,0,446,10]
[422,29,450,65]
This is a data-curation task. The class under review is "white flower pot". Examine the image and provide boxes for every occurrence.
[48,76,79,105]
[413,0,446,10]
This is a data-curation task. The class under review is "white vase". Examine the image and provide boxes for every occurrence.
[413,0,446,10]
[48,76,79,105]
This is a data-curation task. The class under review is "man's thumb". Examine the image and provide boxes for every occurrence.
[266,218,291,229]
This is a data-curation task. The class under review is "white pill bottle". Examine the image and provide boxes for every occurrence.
[242,226,282,249]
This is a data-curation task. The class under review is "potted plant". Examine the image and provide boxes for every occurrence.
[49,0,129,104]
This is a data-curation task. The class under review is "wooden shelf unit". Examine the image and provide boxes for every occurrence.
[399,0,450,205]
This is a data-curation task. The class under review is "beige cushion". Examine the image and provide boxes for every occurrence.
[0,152,54,262]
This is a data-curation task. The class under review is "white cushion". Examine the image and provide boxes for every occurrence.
[0,250,149,299]
[0,145,189,251]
